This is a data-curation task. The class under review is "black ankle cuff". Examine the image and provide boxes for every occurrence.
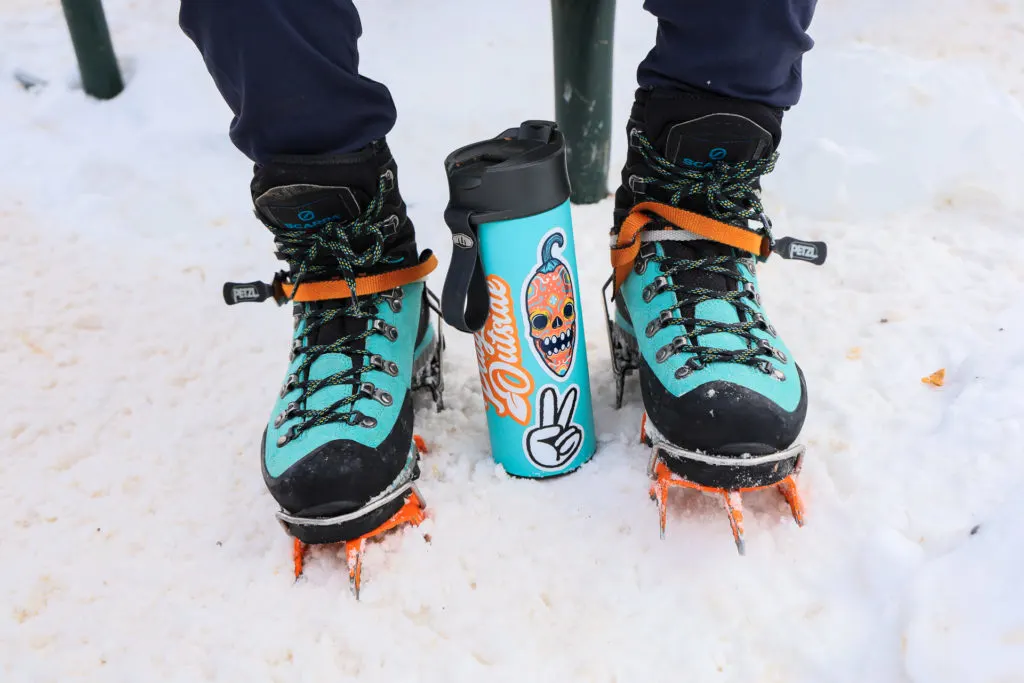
[632,87,784,150]
[250,139,394,200]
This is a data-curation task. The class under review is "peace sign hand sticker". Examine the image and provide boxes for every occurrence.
[525,385,585,469]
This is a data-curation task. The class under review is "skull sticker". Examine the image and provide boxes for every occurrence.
[525,231,576,378]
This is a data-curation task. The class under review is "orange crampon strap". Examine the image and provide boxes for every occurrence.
[610,202,771,290]
[281,252,439,302]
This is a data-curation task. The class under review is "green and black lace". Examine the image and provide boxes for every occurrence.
[629,131,787,380]
[272,174,402,446]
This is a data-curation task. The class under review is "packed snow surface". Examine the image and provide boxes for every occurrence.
[3,1,1023,681]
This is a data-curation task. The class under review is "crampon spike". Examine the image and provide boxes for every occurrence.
[290,489,427,597]
[293,538,306,580]
[346,538,366,599]
[649,459,804,554]
[776,475,805,527]
[721,490,746,555]
[649,475,669,540]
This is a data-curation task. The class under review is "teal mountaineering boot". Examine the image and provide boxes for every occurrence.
[604,88,825,553]
[224,140,443,591]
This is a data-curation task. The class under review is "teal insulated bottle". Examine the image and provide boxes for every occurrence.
[441,121,596,478]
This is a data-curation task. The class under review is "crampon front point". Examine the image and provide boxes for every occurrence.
[641,414,805,555]
[286,435,430,598]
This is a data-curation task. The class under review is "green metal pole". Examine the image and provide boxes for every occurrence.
[551,0,615,205]
[61,0,124,100]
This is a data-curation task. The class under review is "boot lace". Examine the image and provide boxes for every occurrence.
[630,132,786,380]
[272,174,402,446]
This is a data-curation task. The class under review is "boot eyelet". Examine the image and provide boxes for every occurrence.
[280,374,299,399]
[628,174,647,196]
[655,336,687,363]
[381,215,400,237]
[759,360,786,381]
[273,402,298,429]
[345,411,375,428]
[757,339,786,366]
[743,282,762,306]
[752,313,778,337]
[378,391,393,407]
[749,315,770,335]
[642,276,668,303]
[276,426,296,447]
[646,310,673,338]
[369,354,401,377]
[290,339,303,361]
[373,319,399,341]
[629,127,642,150]
[675,358,700,380]
[382,288,403,313]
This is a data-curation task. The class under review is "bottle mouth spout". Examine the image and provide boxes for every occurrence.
[444,120,561,174]
[443,120,571,222]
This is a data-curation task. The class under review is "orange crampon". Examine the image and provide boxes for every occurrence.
[648,459,804,555]
[642,414,806,555]
[291,488,427,598]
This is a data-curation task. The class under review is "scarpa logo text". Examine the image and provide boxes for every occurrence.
[283,213,342,229]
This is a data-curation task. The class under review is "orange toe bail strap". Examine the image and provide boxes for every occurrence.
[281,252,439,303]
[611,202,771,290]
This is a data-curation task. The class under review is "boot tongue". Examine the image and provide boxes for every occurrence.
[254,183,409,275]
[255,184,378,350]
[656,113,774,168]
[254,184,365,231]
[647,113,776,309]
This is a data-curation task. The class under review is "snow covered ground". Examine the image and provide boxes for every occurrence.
[3,0,1024,681]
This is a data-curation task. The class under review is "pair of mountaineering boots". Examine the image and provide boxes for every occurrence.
[224,88,824,590]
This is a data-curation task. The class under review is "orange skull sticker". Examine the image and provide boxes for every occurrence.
[525,232,576,377]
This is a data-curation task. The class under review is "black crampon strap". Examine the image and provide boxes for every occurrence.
[440,206,490,334]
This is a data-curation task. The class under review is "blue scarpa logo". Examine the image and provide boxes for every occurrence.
[682,146,729,169]
[283,208,342,229]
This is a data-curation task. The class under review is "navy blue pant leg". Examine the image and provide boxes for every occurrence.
[179,0,395,164]
[638,0,817,108]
